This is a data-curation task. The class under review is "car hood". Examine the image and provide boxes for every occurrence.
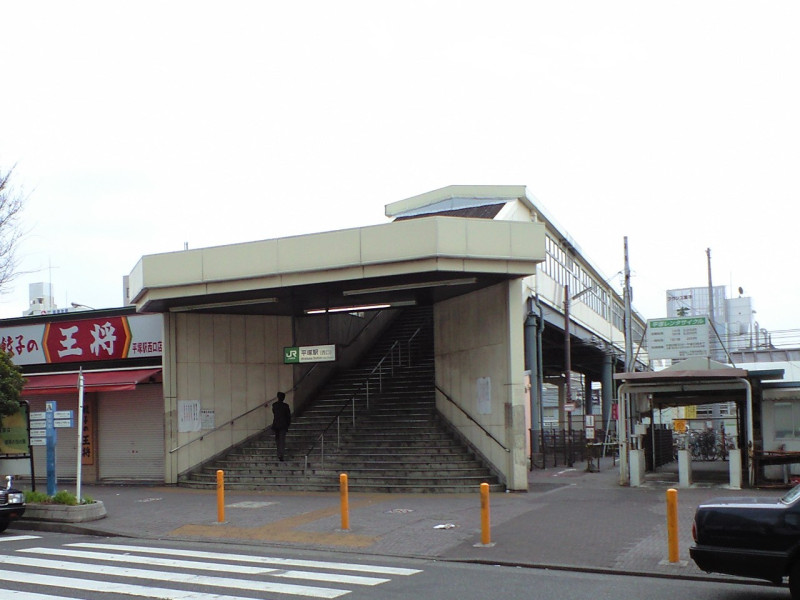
[699,496,784,509]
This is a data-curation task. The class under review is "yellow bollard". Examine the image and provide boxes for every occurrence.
[480,482,491,545]
[216,469,225,523]
[666,488,679,563]
[340,473,350,531]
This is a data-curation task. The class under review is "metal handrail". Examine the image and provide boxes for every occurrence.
[169,363,321,454]
[406,327,421,366]
[168,312,395,456]
[303,338,407,471]
[435,384,510,453]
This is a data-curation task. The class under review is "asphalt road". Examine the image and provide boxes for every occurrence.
[0,531,791,600]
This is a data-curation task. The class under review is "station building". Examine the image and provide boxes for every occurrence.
[2,185,649,491]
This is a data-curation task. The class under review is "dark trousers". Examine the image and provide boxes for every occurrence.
[274,428,288,459]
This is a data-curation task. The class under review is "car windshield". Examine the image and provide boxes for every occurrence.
[781,484,800,504]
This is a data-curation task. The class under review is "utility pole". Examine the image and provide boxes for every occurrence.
[564,284,573,467]
[620,236,633,485]
[706,248,716,361]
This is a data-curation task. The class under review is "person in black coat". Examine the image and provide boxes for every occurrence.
[271,392,292,461]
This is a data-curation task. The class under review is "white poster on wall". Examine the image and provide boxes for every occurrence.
[477,377,491,415]
[200,409,215,430]
[178,400,202,432]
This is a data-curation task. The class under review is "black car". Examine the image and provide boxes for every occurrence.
[691,485,800,597]
[0,476,25,533]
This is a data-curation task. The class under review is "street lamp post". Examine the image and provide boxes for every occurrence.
[70,302,96,311]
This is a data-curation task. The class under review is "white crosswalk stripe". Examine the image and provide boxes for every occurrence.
[0,535,40,543]
[0,554,348,597]
[0,540,424,599]
[22,547,391,585]
[69,542,423,575]
[6,591,78,600]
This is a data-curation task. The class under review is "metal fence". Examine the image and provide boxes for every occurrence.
[532,425,617,469]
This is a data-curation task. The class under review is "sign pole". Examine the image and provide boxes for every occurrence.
[76,369,85,503]
[45,401,57,496]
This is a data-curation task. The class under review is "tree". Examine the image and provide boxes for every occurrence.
[0,166,26,294]
[0,349,24,417]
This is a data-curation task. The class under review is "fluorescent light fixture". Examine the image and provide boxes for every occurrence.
[169,298,278,312]
[304,300,416,315]
[343,277,477,296]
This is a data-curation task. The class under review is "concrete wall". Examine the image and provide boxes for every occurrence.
[291,309,398,415]
[164,312,293,482]
[434,280,528,491]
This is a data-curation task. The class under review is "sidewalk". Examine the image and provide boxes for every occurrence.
[13,457,786,582]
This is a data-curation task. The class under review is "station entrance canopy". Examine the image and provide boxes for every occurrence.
[127,217,546,315]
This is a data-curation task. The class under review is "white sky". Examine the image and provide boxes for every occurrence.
[1,1,798,340]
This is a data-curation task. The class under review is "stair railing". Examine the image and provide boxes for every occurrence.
[303,335,415,472]
[405,327,422,367]
[169,364,322,456]
[435,384,510,453]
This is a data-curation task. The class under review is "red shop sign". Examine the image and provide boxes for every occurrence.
[43,316,131,364]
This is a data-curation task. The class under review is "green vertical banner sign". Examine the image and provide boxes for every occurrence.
[0,404,29,454]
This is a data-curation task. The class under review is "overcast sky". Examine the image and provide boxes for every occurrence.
[1,1,798,341]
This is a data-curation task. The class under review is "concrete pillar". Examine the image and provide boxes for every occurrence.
[505,279,529,491]
[601,351,613,432]
[728,449,742,489]
[678,449,692,488]
[630,449,645,487]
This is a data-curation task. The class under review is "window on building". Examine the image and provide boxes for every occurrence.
[774,402,794,439]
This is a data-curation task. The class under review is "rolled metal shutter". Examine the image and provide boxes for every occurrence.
[97,384,165,482]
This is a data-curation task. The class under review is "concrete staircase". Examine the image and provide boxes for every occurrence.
[178,306,504,493]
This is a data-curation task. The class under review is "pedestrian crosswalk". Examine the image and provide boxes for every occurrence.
[0,537,423,599]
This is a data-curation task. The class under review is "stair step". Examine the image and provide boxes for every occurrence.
[179,306,503,493]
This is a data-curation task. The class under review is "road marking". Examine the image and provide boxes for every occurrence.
[0,535,40,543]
[5,591,79,600]
[23,547,389,585]
[0,570,304,600]
[0,555,349,598]
[69,542,423,575]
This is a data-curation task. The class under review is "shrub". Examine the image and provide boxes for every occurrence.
[24,489,94,505]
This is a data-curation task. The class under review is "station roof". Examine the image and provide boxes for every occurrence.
[128,216,546,315]
[614,357,784,406]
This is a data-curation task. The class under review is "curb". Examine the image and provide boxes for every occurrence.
[20,500,107,524]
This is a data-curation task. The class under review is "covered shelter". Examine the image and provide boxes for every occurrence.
[614,357,783,488]
[128,215,547,490]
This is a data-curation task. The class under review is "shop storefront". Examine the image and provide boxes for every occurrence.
[0,309,163,483]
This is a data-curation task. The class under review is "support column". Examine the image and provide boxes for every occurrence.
[505,279,529,491]
[601,351,614,433]
[584,375,592,417]
[524,305,541,457]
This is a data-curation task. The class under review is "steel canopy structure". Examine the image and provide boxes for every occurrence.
[614,357,784,486]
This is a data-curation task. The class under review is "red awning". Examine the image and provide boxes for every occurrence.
[22,368,162,396]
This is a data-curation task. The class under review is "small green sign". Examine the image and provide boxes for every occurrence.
[284,347,300,364]
[284,345,336,364]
